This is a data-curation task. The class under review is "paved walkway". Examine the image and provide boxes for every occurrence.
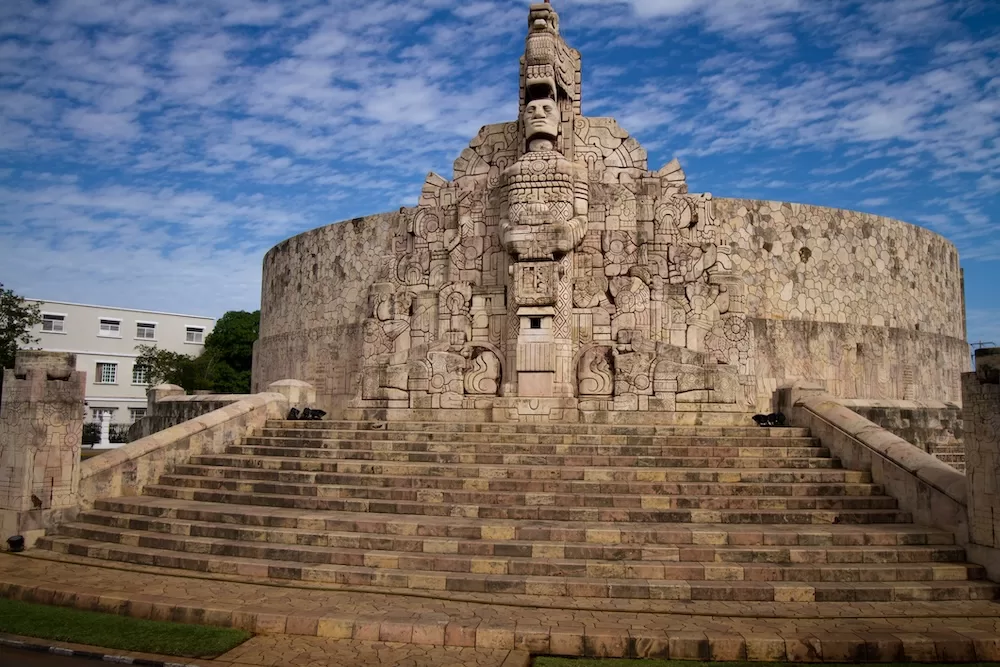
[2,552,999,662]
[1,634,525,667]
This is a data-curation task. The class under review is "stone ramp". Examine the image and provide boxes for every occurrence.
[3,553,1000,662]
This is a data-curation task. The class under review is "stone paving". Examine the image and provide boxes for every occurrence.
[3,552,1000,662]
[216,636,524,667]
[0,633,526,667]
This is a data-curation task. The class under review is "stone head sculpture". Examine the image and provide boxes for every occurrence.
[523,97,559,147]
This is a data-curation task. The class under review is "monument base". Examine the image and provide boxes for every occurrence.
[338,402,752,426]
[0,507,78,550]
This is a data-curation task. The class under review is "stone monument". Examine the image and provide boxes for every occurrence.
[253,3,969,420]
[0,351,85,548]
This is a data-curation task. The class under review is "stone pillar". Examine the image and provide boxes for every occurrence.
[0,351,86,549]
[148,383,185,406]
[962,348,1000,579]
[98,413,111,447]
[267,379,317,413]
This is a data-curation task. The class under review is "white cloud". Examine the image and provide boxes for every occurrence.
[63,109,140,141]
[0,0,996,321]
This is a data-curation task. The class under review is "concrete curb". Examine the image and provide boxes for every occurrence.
[0,636,201,666]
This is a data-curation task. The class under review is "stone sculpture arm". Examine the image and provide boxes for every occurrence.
[554,167,589,253]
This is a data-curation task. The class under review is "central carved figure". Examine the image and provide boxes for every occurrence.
[356,2,756,421]
[501,99,589,260]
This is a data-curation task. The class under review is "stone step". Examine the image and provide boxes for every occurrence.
[256,431,820,448]
[141,485,912,523]
[172,465,886,496]
[51,524,985,583]
[35,536,999,602]
[191,455,870,483]
[318,408,759,425]
[223,445,843,469]
[154,474,901,511]
[248,436,829,457]
[266,421,806,437]
[94,498,948,547]
[68,513,971,564]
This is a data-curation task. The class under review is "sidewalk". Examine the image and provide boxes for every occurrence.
[2,552,999,662]
[0,634,527,667]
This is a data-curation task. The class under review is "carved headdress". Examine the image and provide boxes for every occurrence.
[519,3,581,158]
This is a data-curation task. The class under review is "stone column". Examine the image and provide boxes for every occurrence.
[99,412,111,447]
[0,351,86,549]
[962,347,1000,580]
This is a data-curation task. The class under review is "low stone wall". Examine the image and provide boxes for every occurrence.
[127,387,248,442]
[79,393,287,507]
[962,350,1000,580]
[775,384,969,547]
[78,380,316,509]
[837,399,961,452]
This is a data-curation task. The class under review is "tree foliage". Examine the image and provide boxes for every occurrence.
[0,283,42,396]
[134,310,259,394]
[134,344,212,391]
[202,310,259,394]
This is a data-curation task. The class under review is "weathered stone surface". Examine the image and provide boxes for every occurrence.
[962,349,1000,579]
[0,351,85,547]
[253,4,967,418]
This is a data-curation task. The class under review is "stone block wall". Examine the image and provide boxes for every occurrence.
[252,212,398,413]
[838,399,963,460]
[716,199,968,406]
[127,385,247,441]
[963,350,1000,552]
[254,199,969,414]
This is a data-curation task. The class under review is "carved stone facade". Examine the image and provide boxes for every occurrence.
[344,3,754,419]
[0,351,85,547]
[963,349,1000,553]
[253,3,969,418]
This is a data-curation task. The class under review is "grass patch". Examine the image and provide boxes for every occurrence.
[533,661,1000,667]
[0,597,251,658]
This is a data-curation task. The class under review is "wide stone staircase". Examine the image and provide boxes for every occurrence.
[37,416,997,604]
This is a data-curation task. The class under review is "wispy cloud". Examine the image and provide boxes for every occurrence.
[0,0,997,342]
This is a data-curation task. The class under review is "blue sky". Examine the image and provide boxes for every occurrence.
[0,0,997,346]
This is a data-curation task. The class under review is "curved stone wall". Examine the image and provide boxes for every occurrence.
[252,212,399,409]
[714,199,968,405]
[254,199,969,412]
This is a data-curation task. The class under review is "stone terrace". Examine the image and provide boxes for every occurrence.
[35,417,997,605]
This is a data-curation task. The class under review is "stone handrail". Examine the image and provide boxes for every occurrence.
[775,384,969,545]
[78,392,288,507]
[77,379,317,508]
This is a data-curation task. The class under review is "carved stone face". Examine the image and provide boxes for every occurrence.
[523,99,559,141]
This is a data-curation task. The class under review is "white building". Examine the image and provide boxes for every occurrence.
[26,300,215,424]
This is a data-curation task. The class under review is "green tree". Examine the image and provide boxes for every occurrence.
[0,283,42,397]
[133,310,259,395]
[201,310,259,394]
[134,344,212,391]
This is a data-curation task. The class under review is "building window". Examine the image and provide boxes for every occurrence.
[96,362,117,384]
[92,407,115,421]
[136,322,156,339]
[529,317,542,330]
[186,327,205,344]
[99,319,121,337]
[132,364,148,385]
[41,314,65,333]
[129,407,147,422]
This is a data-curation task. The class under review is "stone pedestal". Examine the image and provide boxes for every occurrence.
[962,348,1000,579]
[0,351,86,549]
